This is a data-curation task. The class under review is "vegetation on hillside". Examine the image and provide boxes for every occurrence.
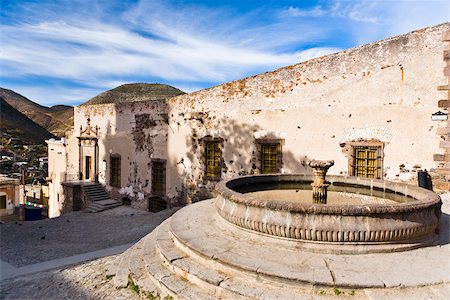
[82,83,185,106]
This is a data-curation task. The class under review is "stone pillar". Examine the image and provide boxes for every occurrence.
[94,139,99,183]
[308,160,334,204]
[434,29,450,190]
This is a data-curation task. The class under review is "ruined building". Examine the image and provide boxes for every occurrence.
[46,23,450,218]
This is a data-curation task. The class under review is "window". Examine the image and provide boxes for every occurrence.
[110,155,121,187]
[348,143,383,179]
[152,160,166,195]
[205,140,222,179]
[0,195,6,209]
[256,139,283,174]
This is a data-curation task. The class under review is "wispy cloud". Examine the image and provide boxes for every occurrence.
[283,6,325,18]
[0,0,448,106]
[0,0,339,105]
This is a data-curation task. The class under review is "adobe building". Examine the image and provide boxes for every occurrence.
[0,175,20,217]
[47,23,450,217]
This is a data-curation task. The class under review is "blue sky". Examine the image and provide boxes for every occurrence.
[1,0,449,106]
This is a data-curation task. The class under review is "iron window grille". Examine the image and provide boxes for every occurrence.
[205,140,222,180]
[351,145,383,179]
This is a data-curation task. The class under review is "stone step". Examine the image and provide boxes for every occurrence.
[87,203,120,210]
[169,200,449,289]
[86,200,122,213]
[155,221,231,295]
[85,190,109,195]
[157,217,311,299]
[142,225,219,299]
[88,196,109,200]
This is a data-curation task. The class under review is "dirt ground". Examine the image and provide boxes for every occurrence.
[0,206,178,267]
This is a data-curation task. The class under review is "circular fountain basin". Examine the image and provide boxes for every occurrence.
[215,174,441,253]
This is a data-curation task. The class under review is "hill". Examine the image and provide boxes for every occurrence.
[82,83,185,106]
[0,88,73,137]
[0,97,55,144]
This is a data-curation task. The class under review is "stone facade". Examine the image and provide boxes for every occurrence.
[48,23,450,214]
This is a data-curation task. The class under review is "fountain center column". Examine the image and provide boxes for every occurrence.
[308,160,334,204]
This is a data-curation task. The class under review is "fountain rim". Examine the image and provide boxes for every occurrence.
[215,174,441,215]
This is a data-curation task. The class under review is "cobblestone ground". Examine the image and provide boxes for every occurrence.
[0,256,143,300]
[0,206,178,267]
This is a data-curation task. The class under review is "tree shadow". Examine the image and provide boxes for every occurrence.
[180,115,312,202]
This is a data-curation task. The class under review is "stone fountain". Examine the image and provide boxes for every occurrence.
[215,160,441,252]
[109,158,447,299]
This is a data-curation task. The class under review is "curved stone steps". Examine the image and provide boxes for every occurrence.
[169,200,336,287]
[143,222,219,299]
[155,209,317,299]
[155,219,252,299]
[169,200,450,289]
[109,199,449,299]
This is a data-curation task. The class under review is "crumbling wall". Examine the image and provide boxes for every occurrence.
[58,23,449,210]
[166,23,449,200]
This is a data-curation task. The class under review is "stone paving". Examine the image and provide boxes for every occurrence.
[0,206,178,267]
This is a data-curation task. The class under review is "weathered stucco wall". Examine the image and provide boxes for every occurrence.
[57,23,449,211]
[167,23,449,193]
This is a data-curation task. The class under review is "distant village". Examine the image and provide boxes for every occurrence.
[0,132,49,220]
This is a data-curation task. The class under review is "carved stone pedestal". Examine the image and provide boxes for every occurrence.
[308,160,334,204]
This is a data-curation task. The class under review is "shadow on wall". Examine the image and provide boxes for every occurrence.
[181,115,312,203]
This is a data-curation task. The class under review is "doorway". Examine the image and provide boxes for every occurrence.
[85,156,92,180]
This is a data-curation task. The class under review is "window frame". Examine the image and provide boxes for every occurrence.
[347,141,384,179]
[202,136,223,181]
[256,139,283,174]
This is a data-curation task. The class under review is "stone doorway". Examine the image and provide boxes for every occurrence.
[85,156,92,180]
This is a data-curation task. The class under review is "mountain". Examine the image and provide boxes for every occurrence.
[0,97,55,144]
[0,88,73,137]
[49,105,73,112]
[82,83,185,106]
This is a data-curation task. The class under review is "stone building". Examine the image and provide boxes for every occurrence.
[0,176,20,216]
[47,23,450,217]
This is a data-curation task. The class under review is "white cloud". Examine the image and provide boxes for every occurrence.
[284,6,325,17]
[1,0,447,106]
[0,1,338,90]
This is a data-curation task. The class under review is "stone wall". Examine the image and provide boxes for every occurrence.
[56,23,449,210]
[166,23,449,201]
[434,29,450,187]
